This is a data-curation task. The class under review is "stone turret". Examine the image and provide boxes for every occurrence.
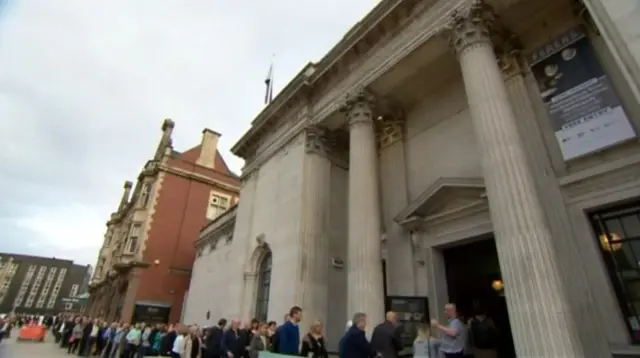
[154,118,175,160]
[118,181,133,212]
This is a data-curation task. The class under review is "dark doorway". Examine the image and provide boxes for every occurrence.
[443,237,515,358]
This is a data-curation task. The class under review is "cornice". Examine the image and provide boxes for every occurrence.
[233,1,470,175]
[312,0,470,123]
[240,115,309,178]
[231,65,314,159]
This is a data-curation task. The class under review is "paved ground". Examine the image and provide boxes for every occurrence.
[0,331,66,358]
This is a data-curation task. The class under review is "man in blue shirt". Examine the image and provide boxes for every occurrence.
[432,303,466,358]
[278,306,302,355]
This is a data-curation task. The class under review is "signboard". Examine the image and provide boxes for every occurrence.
[133,303,170,324]
[385,296,429,348]
[529,26,636,161]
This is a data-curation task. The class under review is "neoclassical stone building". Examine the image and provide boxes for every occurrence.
[184,0,640,356]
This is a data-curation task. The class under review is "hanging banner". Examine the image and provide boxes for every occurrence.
[528,26,636,161]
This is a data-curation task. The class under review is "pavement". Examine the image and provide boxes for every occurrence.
[0,330,67,358]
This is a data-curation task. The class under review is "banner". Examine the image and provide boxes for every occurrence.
[529,26,636,161]
[259,352,294,358]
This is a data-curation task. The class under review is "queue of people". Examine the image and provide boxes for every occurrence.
[2,301,499,358]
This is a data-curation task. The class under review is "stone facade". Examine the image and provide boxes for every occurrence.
[86,120,241,324]
[185,0,640,355]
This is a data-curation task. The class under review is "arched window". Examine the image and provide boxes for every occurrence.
[255,251,272,321]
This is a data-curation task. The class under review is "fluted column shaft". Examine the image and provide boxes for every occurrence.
[343,93,385,335]
[299,126,332,329]
[451,3,584,357]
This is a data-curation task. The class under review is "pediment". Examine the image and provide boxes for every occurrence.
[395,177,486,226]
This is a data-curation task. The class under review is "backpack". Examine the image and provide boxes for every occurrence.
[470,319,497,349]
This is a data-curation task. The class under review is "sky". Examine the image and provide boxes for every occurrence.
[0,0,379,266]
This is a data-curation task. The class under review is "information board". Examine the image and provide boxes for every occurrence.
[385,296,429,348]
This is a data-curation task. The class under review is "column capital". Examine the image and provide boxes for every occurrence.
[304,125,328,155]
[377,117,404,150]
[340,88,376,127]
[449,0,496,57]
[497,35,527,79]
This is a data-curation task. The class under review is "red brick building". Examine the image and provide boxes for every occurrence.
[87,119,240,324]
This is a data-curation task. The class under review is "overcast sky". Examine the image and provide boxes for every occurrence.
[0,1,378,266]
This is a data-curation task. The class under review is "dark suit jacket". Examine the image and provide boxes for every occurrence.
[221,329,244,357]
[339,326,377,358]
[205,326,224,357]
[371,321,403,358]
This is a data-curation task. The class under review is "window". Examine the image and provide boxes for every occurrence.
[590,202,640,344]
[206,192,230,220]
[127,224,142,253]
[35,297,46,308]
[69,284,79,297]
[254,251,272,322]
[139,183,152,208]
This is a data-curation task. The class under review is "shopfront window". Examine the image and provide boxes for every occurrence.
[590,201,640,343]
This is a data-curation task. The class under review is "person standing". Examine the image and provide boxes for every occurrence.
[300,320,328,358]
[221,319,244,358]
[431,304,467,358]
[170,325,186,358]
[339,313,378,358]
[371,311,403,358]
[277,306,302,355]
[248,322,269,358]
[205,319,226,358]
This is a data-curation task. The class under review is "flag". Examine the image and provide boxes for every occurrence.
[264,62,274,104]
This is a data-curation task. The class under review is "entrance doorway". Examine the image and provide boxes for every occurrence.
[443,237,516,358]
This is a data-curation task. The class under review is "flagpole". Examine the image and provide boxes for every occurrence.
[264,55,275,105]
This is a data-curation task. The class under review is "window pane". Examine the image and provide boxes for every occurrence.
[591,203,640,344]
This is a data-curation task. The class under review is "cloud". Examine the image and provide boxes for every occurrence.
[0,1,379,265]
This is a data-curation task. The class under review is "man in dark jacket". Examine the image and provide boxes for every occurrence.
[221,319,244,358]
[339,313,378,358]
[278,306,302,355]
[205,319,226,358]
[160,325,178,356]
[371,311,403,358]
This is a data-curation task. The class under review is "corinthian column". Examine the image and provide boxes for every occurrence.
[450,2,585,356]
[342,90,385,335]
[299,125,332,329]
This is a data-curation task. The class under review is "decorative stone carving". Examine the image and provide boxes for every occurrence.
[572,0,600,35]
[449,0,496,57]
[341,88,376,127]
[377,118,404,149]
[305,125,328,155]
[496,34,526,79]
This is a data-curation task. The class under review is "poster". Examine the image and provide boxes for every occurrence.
[385,296,429,348]
[529,26,636,161]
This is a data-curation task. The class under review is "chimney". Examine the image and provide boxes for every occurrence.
[118,181,133,211]
[196,128,220,169]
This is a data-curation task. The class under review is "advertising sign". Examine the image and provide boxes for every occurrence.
[529,26,636,160]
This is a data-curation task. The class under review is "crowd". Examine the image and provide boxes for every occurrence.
[0,302,499,358]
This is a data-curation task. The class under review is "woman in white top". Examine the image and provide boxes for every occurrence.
[413,323,440,358]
